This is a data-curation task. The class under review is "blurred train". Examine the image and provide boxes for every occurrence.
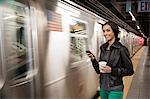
[0,0,144,99]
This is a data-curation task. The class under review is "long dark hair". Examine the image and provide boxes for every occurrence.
[102,21,120,41]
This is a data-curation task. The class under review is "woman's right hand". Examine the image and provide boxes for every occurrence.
[86,51,95,60]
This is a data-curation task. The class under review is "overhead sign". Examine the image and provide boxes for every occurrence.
[138,1,150,12]
[126,1,131,12]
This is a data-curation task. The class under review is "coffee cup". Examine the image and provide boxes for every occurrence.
[99,61,107,73]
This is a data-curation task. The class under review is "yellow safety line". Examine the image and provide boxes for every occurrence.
[123,46,146,99]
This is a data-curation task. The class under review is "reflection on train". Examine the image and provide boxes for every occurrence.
[0,0,144,99]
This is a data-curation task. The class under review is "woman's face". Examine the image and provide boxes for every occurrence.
[102,24,115,42]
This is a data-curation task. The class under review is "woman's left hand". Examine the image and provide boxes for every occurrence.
[101,65,112,73]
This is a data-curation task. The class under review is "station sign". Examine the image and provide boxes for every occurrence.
[138,1,150,12]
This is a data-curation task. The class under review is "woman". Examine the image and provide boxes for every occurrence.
[87,21,134,99]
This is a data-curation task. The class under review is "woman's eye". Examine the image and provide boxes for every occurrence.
[106,29,110,32]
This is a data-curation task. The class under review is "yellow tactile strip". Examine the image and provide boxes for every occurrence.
[123,46,146,99]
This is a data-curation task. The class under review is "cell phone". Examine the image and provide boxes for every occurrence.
[86,50,93,54]
[86,50,95,59]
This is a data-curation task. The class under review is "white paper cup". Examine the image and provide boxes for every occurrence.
[99,61,107,73]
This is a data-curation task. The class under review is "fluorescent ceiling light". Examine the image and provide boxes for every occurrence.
[137,25,140,29]
[129,11,136,21]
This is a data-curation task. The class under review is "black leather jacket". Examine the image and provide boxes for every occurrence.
[91,41,134,90]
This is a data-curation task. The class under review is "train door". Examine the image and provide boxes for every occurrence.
[0,0,42,99]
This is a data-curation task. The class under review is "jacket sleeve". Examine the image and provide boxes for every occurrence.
[111,46,134,76]
[91,58,100,74]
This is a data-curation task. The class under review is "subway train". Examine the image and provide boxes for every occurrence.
[0,0,143,99]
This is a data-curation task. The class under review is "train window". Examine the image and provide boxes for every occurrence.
[1,1,33,85]
[69,18,88,63]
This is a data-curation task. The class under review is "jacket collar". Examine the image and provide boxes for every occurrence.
[101,40,122,51]
[111,41,122,48]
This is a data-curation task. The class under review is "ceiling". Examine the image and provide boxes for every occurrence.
[99,0,150,38]
[69,0,150,38]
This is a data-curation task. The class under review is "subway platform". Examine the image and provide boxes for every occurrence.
[126,46,150,99]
